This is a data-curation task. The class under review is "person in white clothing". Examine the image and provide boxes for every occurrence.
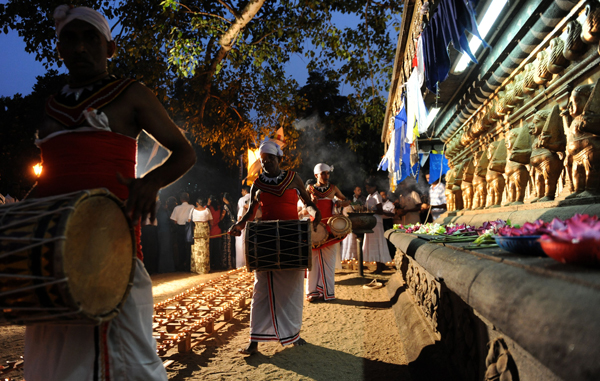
[306,163,349,302]
[426,173,447,221]
[362,179,393,273]
[170,192,195,271]
[235,186,251,268]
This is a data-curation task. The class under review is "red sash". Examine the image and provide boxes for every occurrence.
[37,131,143,259]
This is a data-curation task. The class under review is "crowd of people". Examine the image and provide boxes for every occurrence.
[141,170,449,277]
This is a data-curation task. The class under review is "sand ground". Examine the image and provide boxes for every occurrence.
[0,268,413,381]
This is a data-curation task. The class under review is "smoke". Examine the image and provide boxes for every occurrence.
[293,113,370,197]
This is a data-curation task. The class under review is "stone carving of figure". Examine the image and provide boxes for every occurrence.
[505,127,531,205]
[461,158,475,210]
[486,140,506,208]
[565,79,600,198]
[452,162,465,211]
[472,151,488,209]
[530,106,566,202]
[445,164,456,212]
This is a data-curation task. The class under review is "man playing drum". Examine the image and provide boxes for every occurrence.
[26,5,196,380]
[306,163,349,302]
[230,141,321,355]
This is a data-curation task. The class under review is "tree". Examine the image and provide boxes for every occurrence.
[1,0,402,172]
[0,70,67,198]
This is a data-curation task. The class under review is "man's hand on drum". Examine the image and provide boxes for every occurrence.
[229,222,245,236]
[117,173,161,224]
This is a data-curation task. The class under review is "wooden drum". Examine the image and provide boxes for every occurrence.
[311,222,329,248]
[328,215,352,238]
[0,189,136,325]
[245,220,312,271]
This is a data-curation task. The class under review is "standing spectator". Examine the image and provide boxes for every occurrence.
[208,195,224,271]
[156,198,175,273]
[235,186,251,268]
[352,186,366,205]
[362,179,393,273]
[340,204,357,261]
[221,193,236,269]
[380,191,395,231]
[396,180,422,225]
[170,192,194,271]
[426,173,447,221]
[189,197,211,274]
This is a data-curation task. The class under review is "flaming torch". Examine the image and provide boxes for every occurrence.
[33,163,42,177]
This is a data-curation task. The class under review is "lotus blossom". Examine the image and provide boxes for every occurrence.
[476,219,508,236]
[497,220,551,237]
[541,214,600,243]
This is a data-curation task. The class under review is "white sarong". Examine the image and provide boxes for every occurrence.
[249,270,304,345]
[236,230,246,268]
[341,232,357,260]
[306,244,337,300]
[24,259,167,381]
[362,214,392,263]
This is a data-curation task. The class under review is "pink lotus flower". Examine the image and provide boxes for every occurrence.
[497,220,551,237]
[541,214,600,243]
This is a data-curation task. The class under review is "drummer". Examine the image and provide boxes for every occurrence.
[306,163,349,302]
[230,140,321,355]
[25,5,195,381]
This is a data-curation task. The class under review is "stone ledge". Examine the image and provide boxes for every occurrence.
[387,231,600,381]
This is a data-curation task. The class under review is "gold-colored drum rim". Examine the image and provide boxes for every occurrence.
[56,189,136,323]
[311,222,329,248]
[328,215,352,238]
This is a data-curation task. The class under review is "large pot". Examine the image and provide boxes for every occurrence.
[348,212,377,234]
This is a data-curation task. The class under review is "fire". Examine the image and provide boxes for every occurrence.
[33,163,43,177]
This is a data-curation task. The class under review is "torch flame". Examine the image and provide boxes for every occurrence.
[33,163,43,177]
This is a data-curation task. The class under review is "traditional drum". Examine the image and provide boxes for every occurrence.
[245,220,312,271]
[328,215,352,238]
[311,222,329,248]
[0,189,135,325]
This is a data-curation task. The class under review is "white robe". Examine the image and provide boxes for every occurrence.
[249,270,304,345]
[306,244,338,300]
[235,230,246,268]
[341,232,357,260]
[24,259,167,381]
[362,214,392,263]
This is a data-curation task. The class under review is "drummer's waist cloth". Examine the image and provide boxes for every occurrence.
[24,258,167,381]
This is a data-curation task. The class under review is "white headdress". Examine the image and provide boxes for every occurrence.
[258,141,283,157]
[54,5,112,42]
[314,163,333,175]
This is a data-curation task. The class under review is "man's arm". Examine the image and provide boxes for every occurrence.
[230,185,260,236]
[119,83,196,223]
[332,185,350,207]
[294,176,321,229]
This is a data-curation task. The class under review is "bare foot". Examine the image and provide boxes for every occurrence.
[294,338,307,346]
[239,341,258,355]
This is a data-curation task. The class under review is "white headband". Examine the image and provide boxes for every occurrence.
[54,5,112,42]
[258,141,283,157]
[314,163,333,175]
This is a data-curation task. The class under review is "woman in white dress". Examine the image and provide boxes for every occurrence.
[362,180,393,273]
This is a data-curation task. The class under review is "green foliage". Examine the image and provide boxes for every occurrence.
[0,70,67,198]
[1,0,402,171]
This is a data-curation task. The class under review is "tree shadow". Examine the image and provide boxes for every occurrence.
[244,342,413,381]
[326,298,392,309]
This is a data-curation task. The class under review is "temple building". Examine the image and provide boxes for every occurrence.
[382,0,600,379]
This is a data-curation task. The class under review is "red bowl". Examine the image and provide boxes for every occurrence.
[539,238,599,266]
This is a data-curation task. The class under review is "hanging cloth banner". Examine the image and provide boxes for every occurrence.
[406,69,428,144]
[421,0,490,92]
[428,153,450,184]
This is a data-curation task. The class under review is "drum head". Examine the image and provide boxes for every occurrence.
[311,222,329,247]
[62,195,134,318]
[328,215,352,237]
